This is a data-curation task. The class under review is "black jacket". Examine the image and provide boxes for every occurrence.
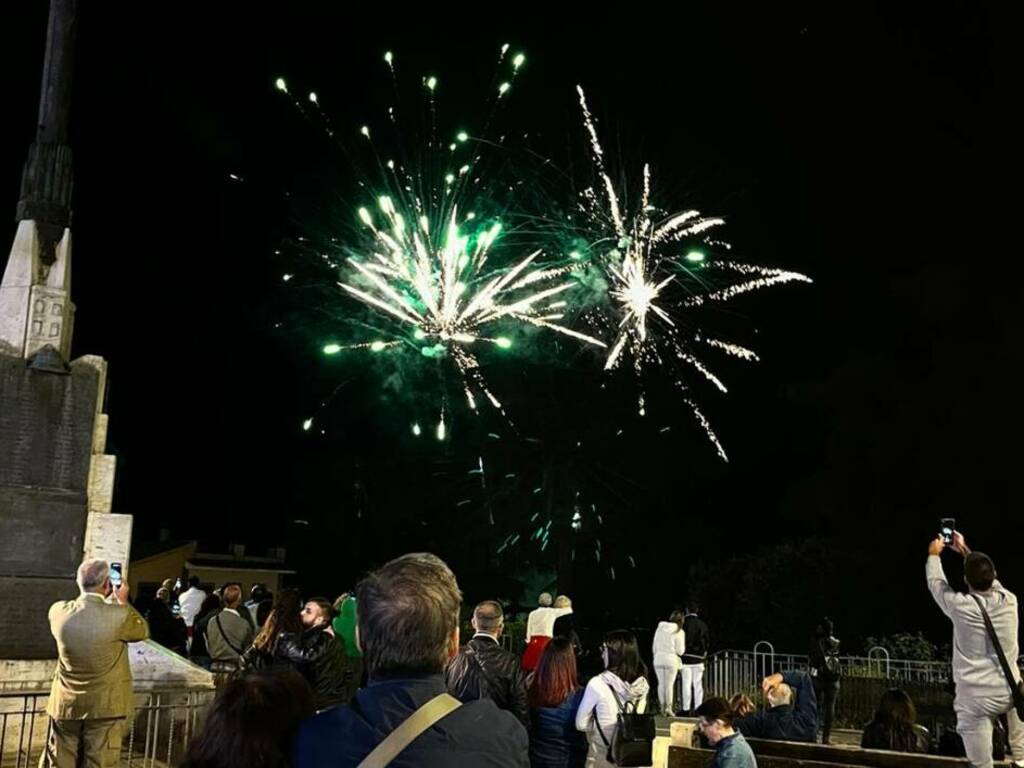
[446,635,530,725]
[293,672,528,767]
[680,613,710,665]
[736,671,818,742]
[277,625,355,710]
[809,634,841,685]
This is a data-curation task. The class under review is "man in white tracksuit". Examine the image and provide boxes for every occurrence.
[927,531,1024,768]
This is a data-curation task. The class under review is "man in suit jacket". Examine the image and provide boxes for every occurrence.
[42,558,149,768]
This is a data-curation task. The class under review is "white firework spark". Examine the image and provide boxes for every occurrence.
[338,192,605,419]
[576,86,811,460]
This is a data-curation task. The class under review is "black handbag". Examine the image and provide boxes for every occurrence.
[969,594,1024,721]
[594,679,656,766]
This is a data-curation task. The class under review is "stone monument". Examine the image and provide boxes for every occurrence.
[0,2,211,699]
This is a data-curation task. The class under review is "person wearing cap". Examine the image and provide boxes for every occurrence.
[696,698,757,768]
[927,530,1024,768]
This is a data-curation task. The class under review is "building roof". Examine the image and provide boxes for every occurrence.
[185,558,295,574]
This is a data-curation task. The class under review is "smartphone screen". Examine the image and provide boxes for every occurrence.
[940,518,955,545]
[109,562,123,587]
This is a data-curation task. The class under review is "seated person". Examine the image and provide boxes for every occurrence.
[861,689,930,753]
[735,671,817,742]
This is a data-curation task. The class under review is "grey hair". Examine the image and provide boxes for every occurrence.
[539,592,553,607]
[769,683,793,707]
[77,559,110,592]
[473,601,504,633]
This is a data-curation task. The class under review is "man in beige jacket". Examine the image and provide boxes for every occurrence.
[42,558,149,768]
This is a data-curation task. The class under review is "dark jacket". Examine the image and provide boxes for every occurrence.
[446,634,529,725]
[292,672,529,768]
[861,721,930,753]
[681,613,710,665]
[711,732,757,768]
[239,641,276,672]
[551,613,582,656]
[809,634,841,686]
[277,625,354,710]
[529,688,587,768]
[736,671,817,742]
[189,608,218,660]
[146,601,187,655]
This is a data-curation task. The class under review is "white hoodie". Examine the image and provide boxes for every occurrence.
[652,621,686,670]
[576,672,651,768]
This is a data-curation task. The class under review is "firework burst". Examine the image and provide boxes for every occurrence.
[576,86,811,460]
[282,51,604,439]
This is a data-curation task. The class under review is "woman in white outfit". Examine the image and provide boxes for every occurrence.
[652,610,686,716]
[575,630,651,768]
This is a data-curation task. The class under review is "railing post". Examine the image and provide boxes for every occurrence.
[867,646,890,678]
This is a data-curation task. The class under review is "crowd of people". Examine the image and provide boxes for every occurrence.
[37,529,1024,768]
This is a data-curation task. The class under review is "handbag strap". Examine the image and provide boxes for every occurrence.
[215,613,245,656]
[968,594,1021,693]
[356,692,462,768]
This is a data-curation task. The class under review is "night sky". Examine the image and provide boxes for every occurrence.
[2,4,1016,652]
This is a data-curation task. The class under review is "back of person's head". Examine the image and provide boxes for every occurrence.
[253,588,303,652]
[156,587,171,604]
[603,629,646,682]
[189,575,201,589]
[162,578,175,591]
[529,636,578,708]
[473,601,504,634]
[199,593,221,616]
[250,583,267,602]
[875,688,917,726]
[767,682,793,707]
[696,697,735,727]
[357,552,462,677]
[669,609,685,628]
[538,592,553,607]
[554,595,572,609]
[816,618,834,636]
[223,584,243,609]
[965,553,996,592]
[871,689,921,751]
[76,559,109,593]
[686,602,699,615]
[181,668,314,768]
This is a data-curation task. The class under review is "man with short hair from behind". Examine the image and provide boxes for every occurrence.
[293,552,528,767]
[927,531,1024,768]
[205,583,255,683]
[41,559,149,768]
[447,600,529,725]
[177,575,207,632]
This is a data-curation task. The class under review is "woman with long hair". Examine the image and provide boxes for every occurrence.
[860,689,930,753]
[575,630,651,768]
[181,668,314,768]
[528,637,588,768]
[239,589,303,671]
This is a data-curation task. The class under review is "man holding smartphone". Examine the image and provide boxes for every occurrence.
[927,530,1024,768]
[42,559,149,768]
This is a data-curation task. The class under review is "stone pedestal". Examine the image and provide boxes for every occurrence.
[0,350,122,660]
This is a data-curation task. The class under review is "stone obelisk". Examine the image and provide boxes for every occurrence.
[0,0,125,666]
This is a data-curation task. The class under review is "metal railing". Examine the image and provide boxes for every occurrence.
[706,646,953,699]
[1,689,213,768]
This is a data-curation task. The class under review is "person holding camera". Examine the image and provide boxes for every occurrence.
[927,529,1024,768]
